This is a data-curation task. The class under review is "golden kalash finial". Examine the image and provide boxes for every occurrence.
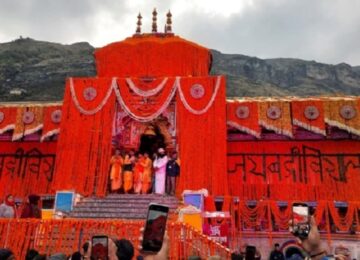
[165,10,172,33]
[135,12,142,34]
[152,8,158,33]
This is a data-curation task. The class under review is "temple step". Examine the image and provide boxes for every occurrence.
[68,194,180,219]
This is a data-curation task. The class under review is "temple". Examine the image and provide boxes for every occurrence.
[0,10,359,259]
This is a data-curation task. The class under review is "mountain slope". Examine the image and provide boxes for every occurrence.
[0,38,359,101]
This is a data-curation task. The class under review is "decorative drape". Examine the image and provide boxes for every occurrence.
[227,140,360,201]
[0,142,57,198]
[53,78,116,196]
[258,100,293,138]
[12,106,44,141]
[324,98,360,135]
[291,99,326,135]
[95,35,211,77]
[41,105,62,141]
[226,100,261,138]
[176,76,228,196]
[0,106,17,134]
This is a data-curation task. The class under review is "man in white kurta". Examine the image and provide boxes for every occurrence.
[153,148,168,194]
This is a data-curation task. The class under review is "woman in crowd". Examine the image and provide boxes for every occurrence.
[110,149,124,193]
[20,194,41,219]
[141,152,153,194]
[133,153,145,194]
[0,194,16,218]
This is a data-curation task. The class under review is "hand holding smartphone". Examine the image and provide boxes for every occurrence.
[292,203,310,239]
[91,235,109,260]
[141,203,169,253]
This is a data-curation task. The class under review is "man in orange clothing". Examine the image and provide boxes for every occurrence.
[110,149,123,193]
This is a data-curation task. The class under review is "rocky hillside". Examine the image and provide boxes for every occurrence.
[0,38,359,101]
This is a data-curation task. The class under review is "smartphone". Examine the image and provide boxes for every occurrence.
[91,235,108,260]
[142,203,169,253]
[292,203,310,239]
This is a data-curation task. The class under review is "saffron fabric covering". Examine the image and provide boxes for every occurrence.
[53,78,116,196]
[177,76,228,196]
[227,100,261,138]
[291,99,326,135]
[95,35,211,77]
[258,100,293,137]
[227,140,360,201]
[12,106,44,141]
[0,142,57,198]
[0,219,231,260]
[324,98,360,135]
[0,107,17,134]
[41,105,62,141]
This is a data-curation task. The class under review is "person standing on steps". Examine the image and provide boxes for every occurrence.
[110,149,124,193]
[153,148,168,195]
[166,151,180,196]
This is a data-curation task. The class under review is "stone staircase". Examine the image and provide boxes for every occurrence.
[68,194,180,219]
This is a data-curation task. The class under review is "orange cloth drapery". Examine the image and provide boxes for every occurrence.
[291,99,326,135]
[12,106,44,141]
[258,100,293,138]
[177,76,228,196]
[41,105,62,141]
[0,106,17,134]
[53,78,116,196]
[0,142,57,198]
[227,100,261,138]
[227,140,360,201]
[95,35,211,77]
[324,98,360,135]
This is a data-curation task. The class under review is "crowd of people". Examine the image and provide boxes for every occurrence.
[0,194,42,219]
[109,147,180,196]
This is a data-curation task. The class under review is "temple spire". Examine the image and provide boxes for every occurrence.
[135,12,142,34]
[165,10,172,33]
[152,8,158,33]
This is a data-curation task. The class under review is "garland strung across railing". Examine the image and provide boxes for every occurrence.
[126,77,168,97]
[69,76,222,120]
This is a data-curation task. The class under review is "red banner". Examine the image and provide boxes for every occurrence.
[227,140,360,201]
[0,142,57,198]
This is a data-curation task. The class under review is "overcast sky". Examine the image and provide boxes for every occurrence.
[1,0,360,65]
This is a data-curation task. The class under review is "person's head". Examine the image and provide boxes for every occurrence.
[115,239,134,260]
[274,243,280,251]
[4,195,14,206]
[129,150,135,156]
[231,252,243,260]
[158,148,165,157]
[33,254,47,260]
[0,249,15,260]
[82,241,89,255]
[70,251,82,260]
[115,149,121,156]
[171,151,178,160]
[28,194,40,206]
[144,152,149,158]
[26,249,39,260]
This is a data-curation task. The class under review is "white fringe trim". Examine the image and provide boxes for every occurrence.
[259,120,293,138]
[115,77,179,122]
[177,76,221,115]
[292,119,326,136]
[40,128,60,142]
[70,77,115,115]
[12,124,44,141]
[0,124,15,135]
[227,120,261,138]
[325,118,360,136]
[126,77,168,97]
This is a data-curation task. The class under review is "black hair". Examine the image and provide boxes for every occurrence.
[0,249,14,260]
[25,249,39,260]
[115,239,134,260]
[71,252,82,260]
[82,242,89,253]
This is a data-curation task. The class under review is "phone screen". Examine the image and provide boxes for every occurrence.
[292,203,310,238]
[91,236,108,260]
[142,204,169,252]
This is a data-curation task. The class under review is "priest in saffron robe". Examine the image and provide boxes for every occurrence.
[110,149,123,193]
[133,153,144,194]
[123,150,135,193]
[153,148,168,194]
[141,152,153,194]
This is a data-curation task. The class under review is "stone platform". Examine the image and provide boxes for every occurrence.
[68,193,179,219]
